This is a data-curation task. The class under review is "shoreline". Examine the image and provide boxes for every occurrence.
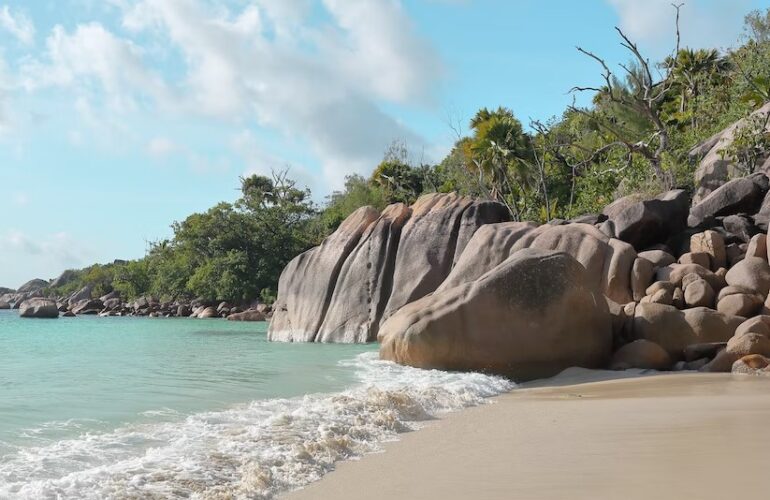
[284,369,770,500]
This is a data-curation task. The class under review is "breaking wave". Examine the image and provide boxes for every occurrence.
[0,353,513,499]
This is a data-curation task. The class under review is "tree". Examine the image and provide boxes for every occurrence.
[321,174,387,231]
[571,4,684,188]
[464,107,534,218]
[744,9,770,44]
[370,160,423,204]
[665,48,732,128]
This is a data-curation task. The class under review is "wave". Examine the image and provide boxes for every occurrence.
[0,353,514,499]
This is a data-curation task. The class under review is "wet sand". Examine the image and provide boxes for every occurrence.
[286,370,770,500]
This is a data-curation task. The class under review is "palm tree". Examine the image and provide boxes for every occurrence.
[465,107,534,218]
[666,48,732,128]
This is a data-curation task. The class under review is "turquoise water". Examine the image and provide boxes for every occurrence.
[0,310,513,498]
[0,311,372,447]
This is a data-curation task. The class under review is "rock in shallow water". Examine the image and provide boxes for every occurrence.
[19,298,59,318]
[378,248,612,381]
[227,309,267,321]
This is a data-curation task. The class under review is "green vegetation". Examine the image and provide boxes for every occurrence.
[47,7,770,304]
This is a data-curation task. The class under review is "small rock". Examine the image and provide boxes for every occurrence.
[725,257,770,296]
[610,340,672,370]
[641,288,673,306]
[732,354,770,374]
[683,278,715,308]
[685,357,711,370]
[700,349,741,372]
[726,332,770,357]
[717,293,763,317]
[668,263,724,292]
[646,281,675,296]
[722,214,756,243]
[746,234,768,259]
[631,258,654,302]
[227,310,267,321]
[678,252,711,269]
[690,230,726,271]
[672,287,685,309]
[198,306,218,319]
[735,316,770,338]
[637,250,676,268]
[683,342,727,362]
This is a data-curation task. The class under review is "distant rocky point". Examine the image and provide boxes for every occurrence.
[0,280,270,321]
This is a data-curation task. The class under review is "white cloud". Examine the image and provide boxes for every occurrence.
[0,52,10,136]
[12,192,28,206]
[20,22,170,112]
[120,0,440,189]
[5,229,41,254]
[0,6,35,45]
[146,135,232,174]
[147,136,178,157]
[10,0,442,192]
[607,0,752,54]
[322,0,442,103]
[188,152,230,174]
[0,229,92,287]
[2,230,88,272]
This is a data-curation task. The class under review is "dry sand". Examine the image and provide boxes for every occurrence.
[286,370,770,500]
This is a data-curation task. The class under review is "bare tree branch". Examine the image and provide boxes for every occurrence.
[568,3,685,188]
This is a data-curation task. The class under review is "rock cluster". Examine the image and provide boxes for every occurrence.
[690,102,770,203]
[3,283,271,321]
[270,173,770,380]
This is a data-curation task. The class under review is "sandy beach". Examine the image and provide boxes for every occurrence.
[286,370,770,500]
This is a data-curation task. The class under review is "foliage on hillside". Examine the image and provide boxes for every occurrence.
[46,7,770,304]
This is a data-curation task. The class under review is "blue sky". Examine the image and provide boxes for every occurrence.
[0,0,767,288]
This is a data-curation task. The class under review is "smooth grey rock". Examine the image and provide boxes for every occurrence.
[603,190,689,251]
[316,203,412,343]
[17,279,49,293]
[19,298,59,318]
[380,193,510,324]
[688,174,768,228]
[269,205,380,342]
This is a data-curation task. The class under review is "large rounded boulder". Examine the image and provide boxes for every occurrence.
[19,298,59,318]
[602,189,689,251]
[378,248,612,381]
[688,174,768,228]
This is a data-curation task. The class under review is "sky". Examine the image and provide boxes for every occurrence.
[0,0,768,288]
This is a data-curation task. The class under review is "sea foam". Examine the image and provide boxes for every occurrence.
[0,353,514,499]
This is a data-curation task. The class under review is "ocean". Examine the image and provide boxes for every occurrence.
[0,310,513,499]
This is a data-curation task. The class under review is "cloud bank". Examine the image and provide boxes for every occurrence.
[10,0,443,190]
